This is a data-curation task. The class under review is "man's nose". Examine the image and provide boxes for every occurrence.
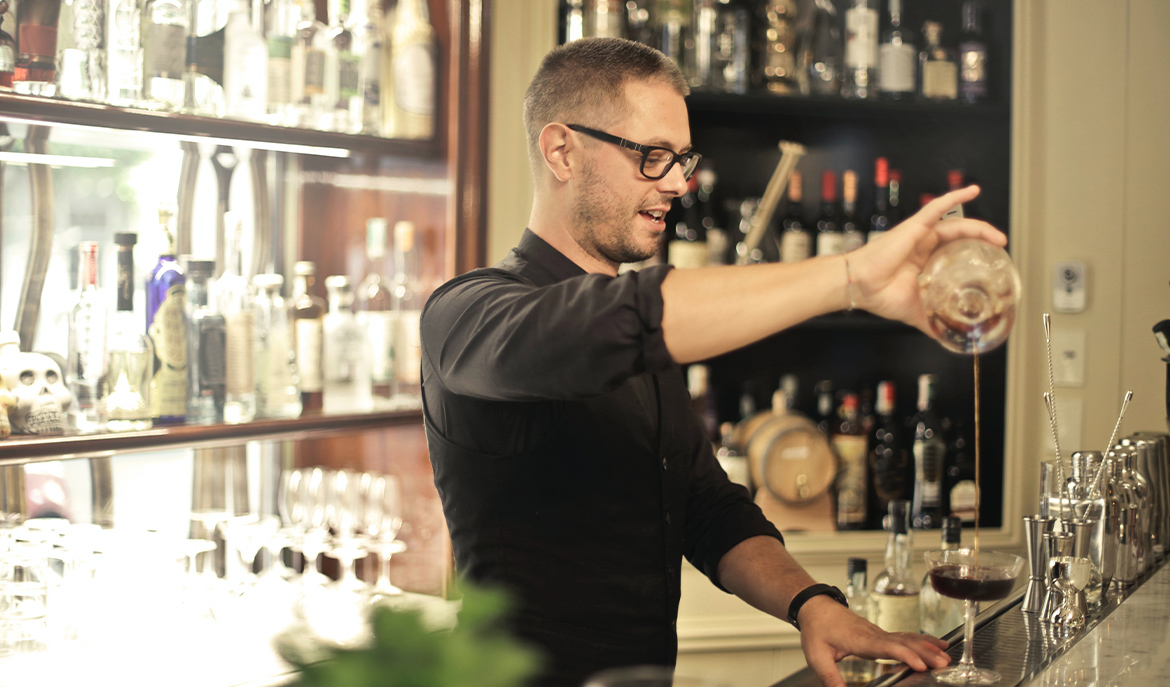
[657,162,689,197]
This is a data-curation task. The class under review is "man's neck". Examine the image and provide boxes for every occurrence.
[528,202,619,277]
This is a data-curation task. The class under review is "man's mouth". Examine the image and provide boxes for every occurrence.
[639,209,667,226]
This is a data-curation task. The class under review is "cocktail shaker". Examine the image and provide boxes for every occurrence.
[1110,454,1141,588]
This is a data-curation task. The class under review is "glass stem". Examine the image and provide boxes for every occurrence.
[378,552,392,587]
[960,599,977,667]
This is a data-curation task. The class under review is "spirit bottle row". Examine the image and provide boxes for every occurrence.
[63,210,423,433]
[0,0,436,138]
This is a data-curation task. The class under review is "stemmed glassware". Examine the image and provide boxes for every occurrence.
[362,473,406,605]
[923,549,1024,684]
[324,469,369,594]
[919,238,1022,355]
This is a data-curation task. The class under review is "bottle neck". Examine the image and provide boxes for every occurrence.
[116,248,135,312]
[294,275,311,298]
[80,246,99,289]
[847,570,868,595]
[189,278,211,307]
[886,530,912,575]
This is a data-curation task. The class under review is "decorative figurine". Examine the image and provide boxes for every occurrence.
[0,331,72,435]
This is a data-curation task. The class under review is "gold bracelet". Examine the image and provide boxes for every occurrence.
[843,255,856,311]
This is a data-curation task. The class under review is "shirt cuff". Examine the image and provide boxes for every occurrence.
[633,264,675,372]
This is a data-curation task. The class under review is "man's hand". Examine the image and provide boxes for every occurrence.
[797,596,951,687]
[849,185,1008,334]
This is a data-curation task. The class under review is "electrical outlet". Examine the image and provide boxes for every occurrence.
[1051,329,1086,387]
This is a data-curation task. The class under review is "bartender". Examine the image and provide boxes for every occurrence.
[421,37,1004,687]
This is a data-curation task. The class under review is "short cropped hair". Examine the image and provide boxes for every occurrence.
[523,37,689,172]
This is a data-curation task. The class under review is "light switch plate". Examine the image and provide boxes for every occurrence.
[1044,396,1084,455]
[1050,328,1086,387]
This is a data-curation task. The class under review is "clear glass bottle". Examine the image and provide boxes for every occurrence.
[871,500,920,635]
[141,0,187,110]
[212,214,255,424]
[911,374,945,529]
[222,0,268,120]
[708,0,749,95]
[878,0,914,100]
[145,204,188,425]
[291,260,325,413]
[833,392,868,530]
[779,170,811,263]
[67,241,108,431]
[13,0,62,95]
[798,0,841,96]
[918,20,957,101]
[841,557,877,684]
[384,0,435,139]
[106,0,144,105]
[325,0,361,133]
[292,0,331,127]
[391,220,422,408]
[651,0,690,73]
[182,0,226,116]
[185,258,225,425]
[354,0,382,134]
[757,0,798,96]
[359,218,395,407]
[323,275,372,414]
[0,10,14,89]
[266,0,298,124]
[958,1,988,104]
[252,274,302,419]
[59,0,106,101]
[715,422,751,492]
[105,233,153,431]
[842,0,878,99]
[919,516,964,637]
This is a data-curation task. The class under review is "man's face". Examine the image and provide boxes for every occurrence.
[569,79,691,267]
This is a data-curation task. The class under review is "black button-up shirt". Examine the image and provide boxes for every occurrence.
[421,230,783,687]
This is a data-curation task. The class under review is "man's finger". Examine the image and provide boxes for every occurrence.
[882,635,951,671]
[932,217,1008,247]
[914,186,982,225]
[804,645,846,687]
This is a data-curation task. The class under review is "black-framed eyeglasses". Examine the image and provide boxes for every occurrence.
[567,124,702,181]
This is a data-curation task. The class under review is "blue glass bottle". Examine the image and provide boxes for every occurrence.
[145,204,189,424]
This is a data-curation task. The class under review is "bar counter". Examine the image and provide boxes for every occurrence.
[773,559,1170,687]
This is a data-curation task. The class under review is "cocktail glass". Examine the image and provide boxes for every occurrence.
[919,238,1021,355]
[924,549,1024,684]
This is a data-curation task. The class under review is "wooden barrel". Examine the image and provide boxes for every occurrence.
[738,410,836,505]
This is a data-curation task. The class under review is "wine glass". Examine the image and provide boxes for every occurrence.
[923,549,1024,684]
[919,238,1022,354]
[324,470,369,593]
[361,473,406,603]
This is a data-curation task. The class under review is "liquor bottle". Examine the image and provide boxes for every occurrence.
[687,364,717,443]
[779,170,812,263]
[757,0,798,96]
[691,0,716,88]
[359,218,395,406]
[58,0,106,101]
[708,0,749,94]
[911,374,945,529]
[841,558,877,685]
[869,381,908,522]
[780,374,798,412]
[945,419,977,524]
[814,170,844,257]
[585,0,624,39]
[293,0,331,127]
[814,379,833,436]
[695,166,727,266]
[354,0,382,134]
[222,0,267,121]
[947,169,964,192]
[67,241,108,431]
[266,0,298,125]
[323,275,373,414]
[918,21,957,101]
[868,157,892,243]
[145,205,188,424]
[798,0,840,96]
[13,0,62,94]
[715,422,751,492]
[181,0,226,116]
[840,170,865,253]
[212,214,255,424]
[106,233,153,431]
[291,260,326,412]
[833,392,868,530]
[841,0,878,100]
[252,274,302,419]
[107,0,145,105]
[919,516,964,637]
[652,0,690,74]
[325,0,361,133]
[0,8,14,89]
[141,0,187,109]
[668,176,708,269]
[391,220,422,407]
[385,0,436,139]
[958,1,988,104]
[184,258,225,425]
[888,169,903,223]
[877,0,914,100]
[871,500,920,634]
[561,0,584,44]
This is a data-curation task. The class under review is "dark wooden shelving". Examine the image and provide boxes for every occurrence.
[686,91,1009,123]
[0,410,423,465]
[0,92,440,158]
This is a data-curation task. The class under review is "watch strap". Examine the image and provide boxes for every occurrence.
[786,583,848,630]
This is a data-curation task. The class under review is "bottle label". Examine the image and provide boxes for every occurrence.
[195,316,227,396]
[914,439,945,506]
[842,230,865,253]
[816,232,845,257]
[833,434,868,526]
[780,230,811,262]
[959,43,988,96]
[17,23,57,60]
[872,593,919,633]
[361,43,381,108]
[304,48,326,96]
[879,43,915,93]
[922,61,958,99]
[0,45,14,73]
[393,42,435,116]
[395,309,422,385]
[326,319,366,383]
[362,311,396,384]
[950,479,978,523]
[267,36,293,106]
[844,8,879,69]
[148,284,188,417]
[295,318,324,392]
[145,23,186,78]
[338,52,360,99]
[225,311,255,396]
[667,240,708,269]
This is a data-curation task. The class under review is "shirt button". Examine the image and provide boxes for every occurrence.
[662,457,668,470]
[665,512,672,525]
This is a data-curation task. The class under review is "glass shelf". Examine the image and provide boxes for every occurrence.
[0,409,423,465]
[0,92,440,159]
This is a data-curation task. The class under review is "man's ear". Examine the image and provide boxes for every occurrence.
[539,123,576,183]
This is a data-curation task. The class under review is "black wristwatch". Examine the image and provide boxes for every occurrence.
[786,583,848,631]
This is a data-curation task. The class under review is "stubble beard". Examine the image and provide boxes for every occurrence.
[571,158,660,267]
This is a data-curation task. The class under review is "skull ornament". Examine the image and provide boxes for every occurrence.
[0,332,72,435]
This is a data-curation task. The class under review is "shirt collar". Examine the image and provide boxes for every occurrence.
[512,229,588,286]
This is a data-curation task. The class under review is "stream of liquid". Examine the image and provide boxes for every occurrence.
[974,351,981,560]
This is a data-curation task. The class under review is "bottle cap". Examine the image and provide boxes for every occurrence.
[876,381,895,414]
[947,170,965,191]
[184,258,215,277]
[942,516,962,545]
[788,170,802,202]
[874,158,889,187]
[395,220,416,252]
[252,273,284,289]
[820,170,837,203]
[842,171,857,203]
[114,232,138,247]
[324,275,352,290]
[294,261,317,276]
[887,500,910,534]
[846,557,867,576]
[367,218,388,259]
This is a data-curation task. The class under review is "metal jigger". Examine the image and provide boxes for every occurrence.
[1048,556,1091,632]
[1023,515,1056,613]
[1070,518,1103,608]
[1041,531,1075,622]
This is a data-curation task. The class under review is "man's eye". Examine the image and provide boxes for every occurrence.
[645,150,671,165]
